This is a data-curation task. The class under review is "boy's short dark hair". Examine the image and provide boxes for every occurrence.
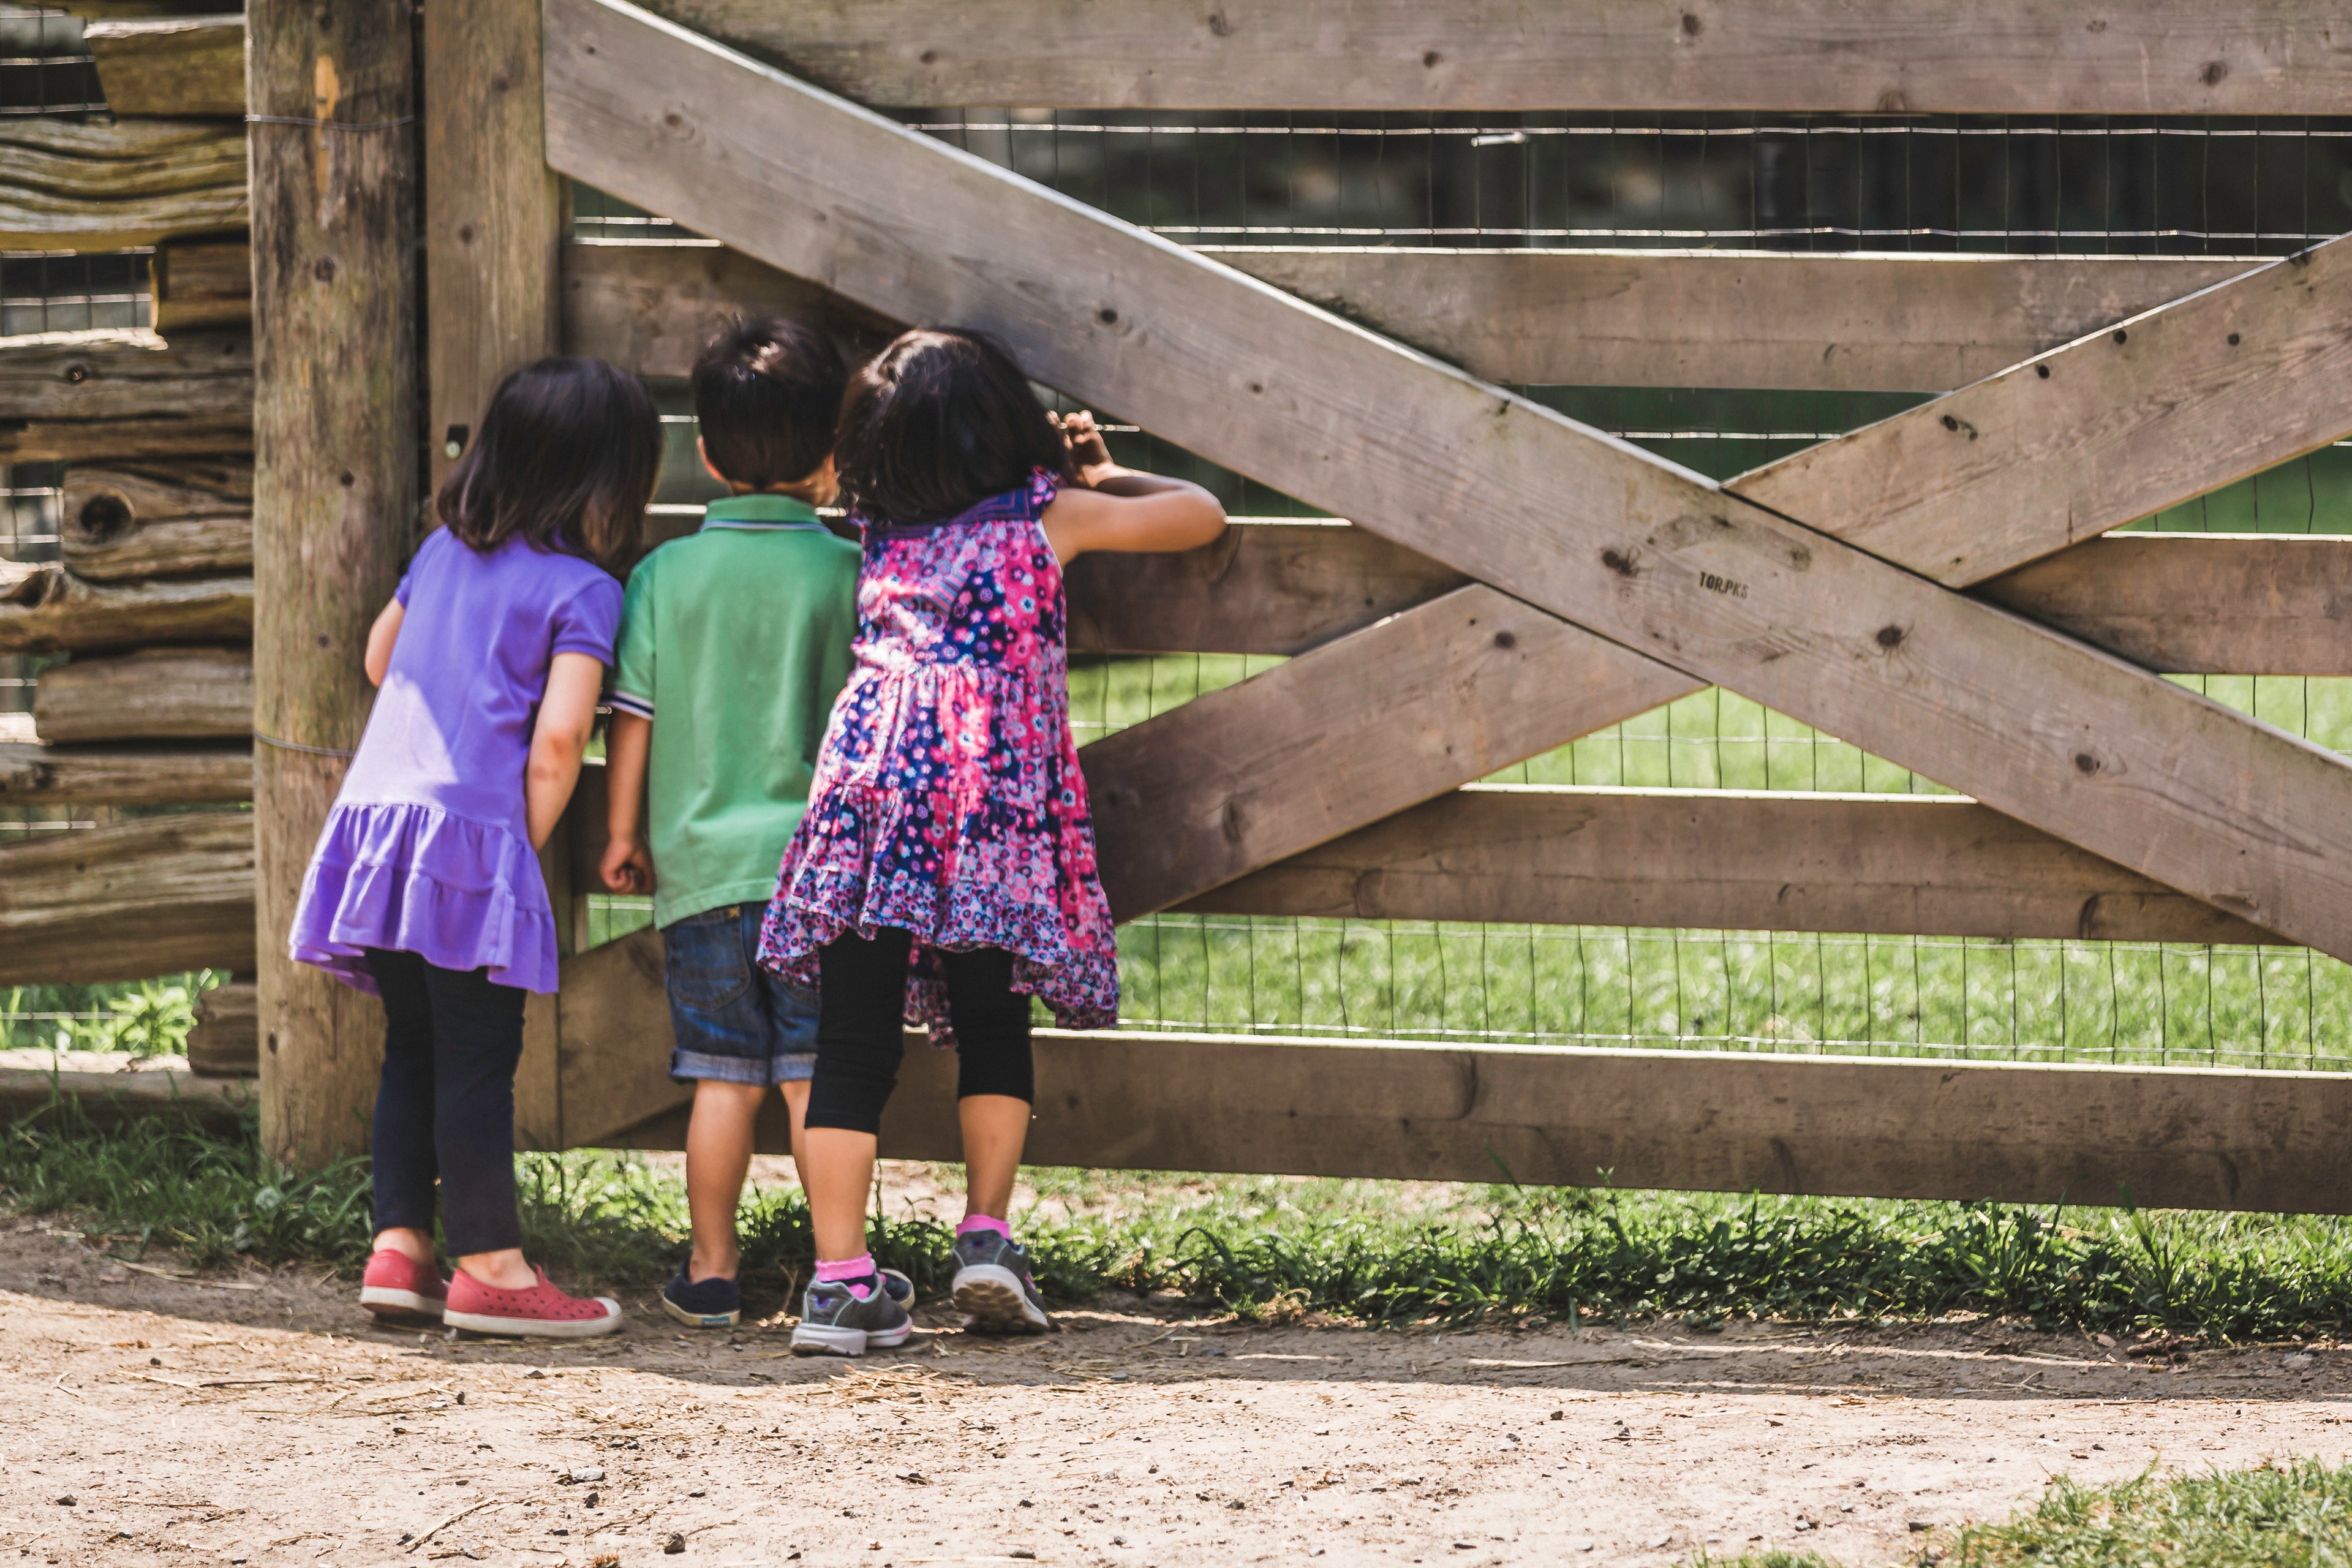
[833,328,1068,526]
[437,355,660,573]
[692,317,848,491]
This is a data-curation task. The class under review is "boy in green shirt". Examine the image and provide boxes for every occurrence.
[601,317,905,1329]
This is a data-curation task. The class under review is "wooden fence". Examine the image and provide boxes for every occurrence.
[8,1,2352,1210]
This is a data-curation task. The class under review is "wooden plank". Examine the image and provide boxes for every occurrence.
[0,118,247,250]
[1213,249,2261,394]
[1730,241,2352,588]
[1978,534,2352,677]
[0,562,249,654]
[545,1,2352,962]
[61,460,251,581]
[637,0,2352,116]
[151,236,252,332]
[0,741,251,805]
[1180,785,2278,944]
[248,0,416,1169]
[31,645,250,744]
[0,330,251,464]
[561,238,900,379]
[186,980,258,1077]
[81,14,245,116]
[0,813,255,987]
[559,928,2352,1215]
[0,1065,251,1130]
[423,0,569,1151]
[1069,524,2352,675]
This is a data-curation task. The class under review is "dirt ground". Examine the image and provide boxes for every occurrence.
[4,1212,2350,1568]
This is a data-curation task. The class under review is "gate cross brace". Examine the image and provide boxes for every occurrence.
[545,0,2352,960]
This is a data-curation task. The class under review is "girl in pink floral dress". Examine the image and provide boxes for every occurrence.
[760,330,1225,1354]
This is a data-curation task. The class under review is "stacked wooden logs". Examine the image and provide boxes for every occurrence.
[0,13,256,1070]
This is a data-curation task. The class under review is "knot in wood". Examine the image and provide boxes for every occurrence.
[1875,625,1904,649]
[1492,630,1517,650]
[62,363,89,384]
[1600,548,1638,578]
[1098,307,1118,325]
[1679,12,1702,36]
[2200,60,2230,86]
[2075,752,2103,775]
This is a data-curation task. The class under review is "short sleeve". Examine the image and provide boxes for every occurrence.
[549,570,623,665]
[393,529,436,606]
[608,555,657,720]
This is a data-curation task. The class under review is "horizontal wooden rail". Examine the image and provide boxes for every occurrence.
[0,119,248,254]
[565,772,2274,945]
[0,563,251,655]
[60,460,252,582]
[643,0,2352,115]
[82,17,246,119]
[0,1064,252,1129]
[558,926,2352,1213]
[0,742,251,806]
[1177,785,2275,944]
[1066,523,2352,676]
[0,330,253,465]
[562,239,2259,395]
[31,646,252,745]
[0,813,255,987]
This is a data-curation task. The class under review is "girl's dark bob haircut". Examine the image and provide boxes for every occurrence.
[437,356,661,573]
[834,328,1068,527]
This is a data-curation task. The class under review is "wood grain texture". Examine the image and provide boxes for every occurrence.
[0,813,255,986]
[637,0,2352,116]
[0,563,249,653]
[81,14,245,116]
[186,980,258,1077]
[0,1065,251,1129]
[0,118,247,249]
[61,460,252,581]
[248,0,414,1168]
[0,330,251,461]
[1215,248,2260,393]
[561,238,899,378]
[1180,785,2278,944]
[1732,239,2352,587]
[0,741,251,805]
[560,930,2352,1215]
[541,2,2352,955]
[32,646,251,743]
[151,236,252,331]
[1070,522,2352,674]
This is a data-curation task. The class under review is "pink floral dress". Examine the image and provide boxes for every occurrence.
[758,471,1120,1041]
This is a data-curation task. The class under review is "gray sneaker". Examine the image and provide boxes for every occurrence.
[790,1276,913,1357]
[950,1231,1052,1335]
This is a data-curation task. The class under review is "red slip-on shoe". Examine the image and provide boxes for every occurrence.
[358,1248,448,1322]
[443,1265,622,1340]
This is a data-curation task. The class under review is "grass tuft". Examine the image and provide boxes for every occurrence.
[1939,1458,2352,1567]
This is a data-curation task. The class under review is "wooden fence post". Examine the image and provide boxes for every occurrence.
[249,0,420,1169]
[421,0,569,1150]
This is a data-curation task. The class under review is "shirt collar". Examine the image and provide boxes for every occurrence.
[701,493,824,530]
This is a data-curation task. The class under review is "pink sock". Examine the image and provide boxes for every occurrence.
[815,1253,876,1298]
[957,1215,1011,1240]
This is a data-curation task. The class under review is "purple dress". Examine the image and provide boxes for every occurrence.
[758,472,1120,1041]
[288,528,621,995]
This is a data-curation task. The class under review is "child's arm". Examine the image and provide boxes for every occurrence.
[598,710,656,894]
[524,652,605,851]
[1041,411,1227,565]
[362,598,404,687]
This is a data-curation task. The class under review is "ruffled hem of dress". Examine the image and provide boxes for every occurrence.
[760,861,1119,1046]
[287,801,557,995]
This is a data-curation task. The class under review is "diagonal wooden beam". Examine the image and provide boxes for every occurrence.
[545,0,2352,960]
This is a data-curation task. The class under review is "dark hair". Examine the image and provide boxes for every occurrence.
[691,315,847,491]
[435,356,660,572]
[834,328,1067,526]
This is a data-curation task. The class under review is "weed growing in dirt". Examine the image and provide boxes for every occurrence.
[12,1094,2352,1345]
[1932,1458,2352,1567]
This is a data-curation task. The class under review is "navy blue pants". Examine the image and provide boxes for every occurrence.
[364,948,526,1256]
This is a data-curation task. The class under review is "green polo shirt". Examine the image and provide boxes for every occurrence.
[609,494,862,929]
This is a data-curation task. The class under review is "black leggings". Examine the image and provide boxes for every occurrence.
[804,927,1034,1135]
[364,948,527,1256]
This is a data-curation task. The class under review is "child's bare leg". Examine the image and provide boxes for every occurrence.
[779,1078,812,1182]
[958,1094,1030,1221]
[684,1079,766,1281]
[803,1127,880,1262]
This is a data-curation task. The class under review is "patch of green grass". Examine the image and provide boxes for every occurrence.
[15,1095,2352,1343]
[0,973,222,1055]
[1938,1459,2352,1568]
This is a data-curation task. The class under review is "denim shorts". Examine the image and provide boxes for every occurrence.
[662,903,819,1087]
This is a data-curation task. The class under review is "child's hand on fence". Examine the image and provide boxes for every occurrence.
[1051,409,1115,482]
[600,832,655,895]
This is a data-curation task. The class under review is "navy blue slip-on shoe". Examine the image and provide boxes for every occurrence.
[660,1265,742,1329]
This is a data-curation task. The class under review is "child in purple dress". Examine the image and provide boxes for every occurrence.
[760,329,1227,1356]
[288,357,660,1338]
